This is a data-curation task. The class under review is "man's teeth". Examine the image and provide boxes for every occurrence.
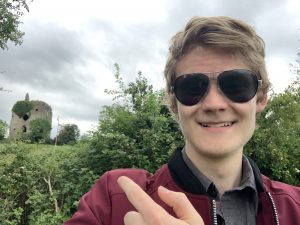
[200,122,233,127]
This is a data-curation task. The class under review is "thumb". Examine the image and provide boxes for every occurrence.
[157,186,204,224]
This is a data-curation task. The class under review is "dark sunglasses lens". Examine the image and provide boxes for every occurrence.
[218,70,259,103]
[174,74,209,106]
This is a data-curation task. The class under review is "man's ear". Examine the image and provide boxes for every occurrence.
[256,94,268,113]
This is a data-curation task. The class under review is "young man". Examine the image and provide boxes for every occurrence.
[63,16,300,225]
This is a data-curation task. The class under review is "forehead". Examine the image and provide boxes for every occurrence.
[176,46,249,76]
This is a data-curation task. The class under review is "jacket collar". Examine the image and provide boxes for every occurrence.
[247,157,265,193]
[167,147,265,195]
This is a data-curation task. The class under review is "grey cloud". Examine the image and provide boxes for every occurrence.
[0,22,87,90]
[212,0,285,20]
[164,0,299,61]
[256,14,300,60]
[54,90,111,121]
[86,19,169,81]
[165,0,285,22]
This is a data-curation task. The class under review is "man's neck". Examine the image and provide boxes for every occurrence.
[185,147,243,196]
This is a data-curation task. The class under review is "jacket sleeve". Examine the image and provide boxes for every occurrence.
[62,168,152,225]
[63,172,113,225]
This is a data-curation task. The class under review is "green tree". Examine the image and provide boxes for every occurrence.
[245,74,300,186]
[0,119,8,140]
[82,64,183,175]
[56,124,80,145]
[28,118,51,143]
[0,0,32,50]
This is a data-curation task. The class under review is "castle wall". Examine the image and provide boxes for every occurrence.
[9,100,52,138]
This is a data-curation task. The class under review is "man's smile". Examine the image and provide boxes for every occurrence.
[199,121,236,128]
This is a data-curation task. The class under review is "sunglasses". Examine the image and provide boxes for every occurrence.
[171,69,262,106]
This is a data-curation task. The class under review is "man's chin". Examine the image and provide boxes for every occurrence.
[189,144,243,160]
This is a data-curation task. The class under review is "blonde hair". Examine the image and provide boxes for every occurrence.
[164,16,271,113]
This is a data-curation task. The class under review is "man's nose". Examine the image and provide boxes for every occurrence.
[200,83,229,112]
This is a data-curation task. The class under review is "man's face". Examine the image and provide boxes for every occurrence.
[175,46,267,160]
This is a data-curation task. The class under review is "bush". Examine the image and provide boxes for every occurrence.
[56,124,80,145]
[28,119,51,143]
[0,119,8,140]
[0,142,98,225]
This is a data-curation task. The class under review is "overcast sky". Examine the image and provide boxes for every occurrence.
[1,0,300,138]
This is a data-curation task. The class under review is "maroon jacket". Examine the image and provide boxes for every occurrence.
[64,149,300,225]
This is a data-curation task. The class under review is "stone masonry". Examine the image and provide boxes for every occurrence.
[9,94,52,138]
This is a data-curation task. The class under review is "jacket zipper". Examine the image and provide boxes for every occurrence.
[267,192,280,225]
[212,199,218,225]
[211,194,280,225]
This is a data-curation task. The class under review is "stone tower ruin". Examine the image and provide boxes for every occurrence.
[9,93,52,138]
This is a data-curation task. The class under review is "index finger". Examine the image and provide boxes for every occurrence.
[117,176,165,217]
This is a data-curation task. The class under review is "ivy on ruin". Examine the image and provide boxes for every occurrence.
[12,100,33,118]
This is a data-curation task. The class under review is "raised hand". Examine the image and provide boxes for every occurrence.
[117,176,204,225]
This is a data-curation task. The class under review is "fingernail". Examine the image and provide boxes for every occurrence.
[117,176,127,187]
[159,186,170,194]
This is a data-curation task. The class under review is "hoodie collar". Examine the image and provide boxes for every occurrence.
[167,147,265,195]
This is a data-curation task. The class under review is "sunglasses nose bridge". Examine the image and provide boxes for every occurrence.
[202,76,231,104]
[207,77,222,94]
